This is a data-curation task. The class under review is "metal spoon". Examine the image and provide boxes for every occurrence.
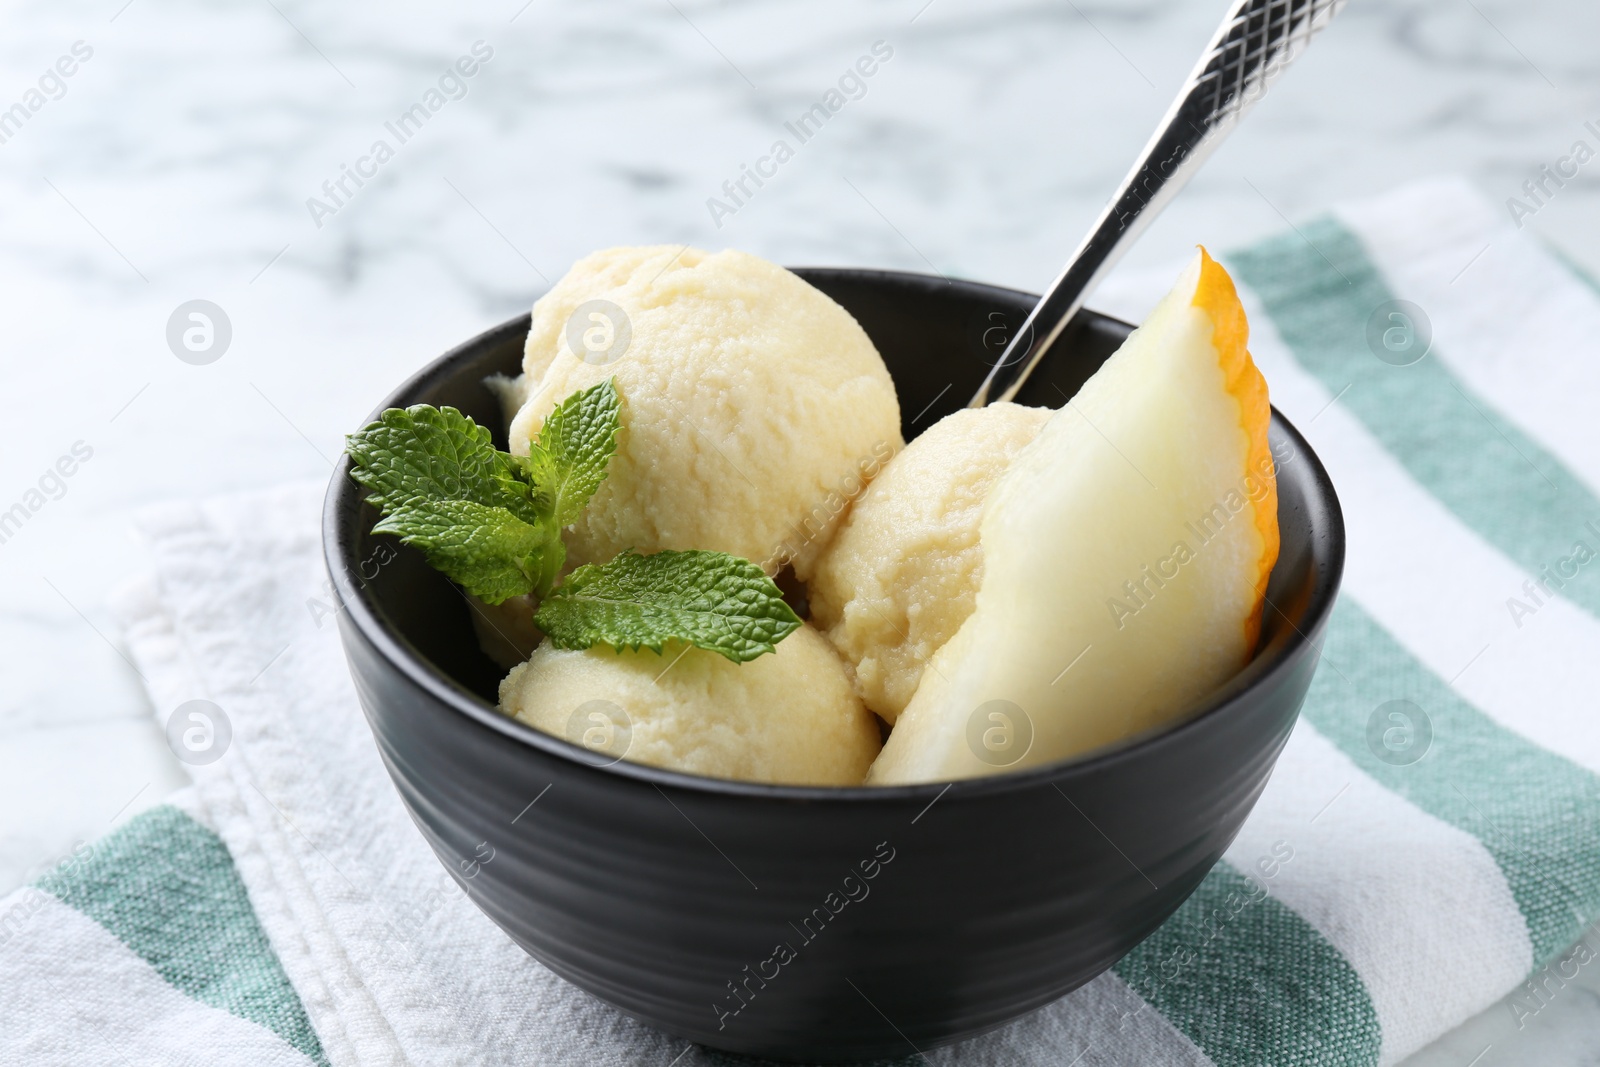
[968,0,1347,408]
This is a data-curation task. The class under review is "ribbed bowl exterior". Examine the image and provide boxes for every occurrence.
[324,269,1344,1062]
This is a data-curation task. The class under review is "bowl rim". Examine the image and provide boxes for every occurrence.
[323,267,1345,804]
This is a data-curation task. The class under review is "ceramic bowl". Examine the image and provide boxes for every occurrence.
[323,267,1344,1062]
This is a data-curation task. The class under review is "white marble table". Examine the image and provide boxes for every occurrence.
[3,0,1598,1061]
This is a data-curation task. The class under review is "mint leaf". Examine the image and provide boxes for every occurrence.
[535,550,801,663]
[345,384,788,668]
[375,498,562,604]
[346,405,556,604]
[522,378,620,527]
[347,405,537,523]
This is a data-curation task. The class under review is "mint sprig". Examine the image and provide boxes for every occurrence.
[346,378,798,663]
[535,550,801,663]
[346,404,562,602]
[346,382,621,602]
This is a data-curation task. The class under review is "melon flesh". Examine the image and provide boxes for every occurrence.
[868,249,1278,785]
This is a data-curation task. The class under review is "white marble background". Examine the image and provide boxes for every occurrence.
[2,0,1599,1062]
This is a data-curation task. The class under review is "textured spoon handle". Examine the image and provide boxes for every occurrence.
[970,0,1347,408]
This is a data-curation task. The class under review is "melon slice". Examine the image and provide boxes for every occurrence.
[868,248,1279,784]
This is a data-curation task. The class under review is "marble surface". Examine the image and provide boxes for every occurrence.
[3,0,1599,1061]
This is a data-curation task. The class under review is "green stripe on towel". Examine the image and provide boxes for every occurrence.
[1541,239,1600,299]
[1115,863,1381,1067]
[35,805,329,1067]
[1227,221,1600,621]
[1306,600,1600,964]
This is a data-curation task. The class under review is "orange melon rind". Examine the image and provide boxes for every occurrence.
[1191,246,1279,653]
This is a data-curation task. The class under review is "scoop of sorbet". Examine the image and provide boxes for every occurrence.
[499,625,881,786]
[808,403,1050,722]
[506,246,903,579]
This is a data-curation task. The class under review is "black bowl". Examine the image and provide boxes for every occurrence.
[323,268,1344,1062]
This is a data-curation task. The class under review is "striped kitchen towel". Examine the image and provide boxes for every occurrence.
[3,175,1598,1067]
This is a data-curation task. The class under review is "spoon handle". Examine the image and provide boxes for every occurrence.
[969,0,1347,408]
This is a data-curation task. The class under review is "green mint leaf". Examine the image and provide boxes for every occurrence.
[374,498,563,604]
[346,405,555,603]
[522,378,620,528]
[534,549,801,663]
[346,405,538,524]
